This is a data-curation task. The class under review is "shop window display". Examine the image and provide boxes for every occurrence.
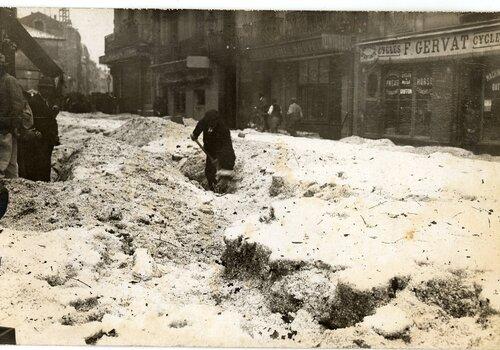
[483,67,500,142]
[381,66,432,137]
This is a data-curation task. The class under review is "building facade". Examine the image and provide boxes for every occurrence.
[1,8,63,84]
[15,25,64,90]
[100,9,237,123]
[100,9,154,114]
[18,11,109,95]
[354,12,500,151]
[236,11,367,138]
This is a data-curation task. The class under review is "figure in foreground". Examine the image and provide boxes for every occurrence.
[191,109,236,192]
[0,53,28,180]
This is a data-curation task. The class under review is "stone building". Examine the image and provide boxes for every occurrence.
[100,10,156,114]
[15,24,64,90]
[0,8,62,84]
[236,11,367,138]
[354,12,500,152]
[100,9,237,123]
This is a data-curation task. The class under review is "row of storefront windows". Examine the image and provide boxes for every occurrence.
[365,67,433,138]
[266,58,341,124]
[365,61,500,143]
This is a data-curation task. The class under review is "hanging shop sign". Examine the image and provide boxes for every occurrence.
[359,25,500,63]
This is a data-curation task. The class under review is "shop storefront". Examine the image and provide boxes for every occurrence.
[239,34,352,138]
[101,44,152,114]
[355,21,500,151]
[152,56,236,124]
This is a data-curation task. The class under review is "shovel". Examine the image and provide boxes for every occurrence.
[192,139,233,193]
[193,139,219,169]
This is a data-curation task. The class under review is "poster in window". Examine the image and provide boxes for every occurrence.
[319,58,329,84]
[416,71,432,95]
[385,73,399,96]
[487,69,500,97]
[400,72,412,95]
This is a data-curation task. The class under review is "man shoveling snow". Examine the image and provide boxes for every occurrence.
[190,109,236,192]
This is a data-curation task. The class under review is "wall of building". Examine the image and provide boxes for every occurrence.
[19,11,108,95]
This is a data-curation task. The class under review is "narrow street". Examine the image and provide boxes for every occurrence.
[0,112,499,347]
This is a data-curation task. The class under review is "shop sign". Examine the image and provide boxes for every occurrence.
[360,26,500,63]
[249,34,350,61]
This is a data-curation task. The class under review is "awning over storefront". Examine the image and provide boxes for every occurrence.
[152,56,211,85]
[160,70,210,85]
[357,20,500,64]
[151,56,210,72]
[99,44,150,65]
[247,34,352,61]
[1,10,63,78]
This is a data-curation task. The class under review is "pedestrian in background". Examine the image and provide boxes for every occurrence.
[267,98,282,133]
[0,53,29,180]
[286,98,303,137]
[257,93,269,132]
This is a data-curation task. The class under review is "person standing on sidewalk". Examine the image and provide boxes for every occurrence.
[0,53,28,180]
[267,98,282,133]
[286,98,303,137]
[257,93,269,132]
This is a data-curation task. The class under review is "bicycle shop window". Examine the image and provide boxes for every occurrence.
[194,89,205,105]
[383,67,413,136]
[483,67,500,142]
[384,70,411,135]
[414,68,432,137]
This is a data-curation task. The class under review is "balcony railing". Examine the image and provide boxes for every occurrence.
[238,13,364,48]
[154,32,236,64]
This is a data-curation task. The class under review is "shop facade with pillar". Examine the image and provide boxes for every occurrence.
[354,20,500,152]
[239,34,353,139]
[100,45,152,114]
[152,56,227,121]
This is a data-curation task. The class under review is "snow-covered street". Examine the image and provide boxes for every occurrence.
[0,111,499,348]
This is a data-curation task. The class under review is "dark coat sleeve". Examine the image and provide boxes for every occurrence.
[215,126,236,169]
[6,75,26,121]
[192,116,207,139]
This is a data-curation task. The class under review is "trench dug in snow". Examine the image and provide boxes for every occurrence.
[221,169,499,337]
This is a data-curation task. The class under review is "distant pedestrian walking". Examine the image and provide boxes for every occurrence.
[267,99,282,133]
[286,98,303,137]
